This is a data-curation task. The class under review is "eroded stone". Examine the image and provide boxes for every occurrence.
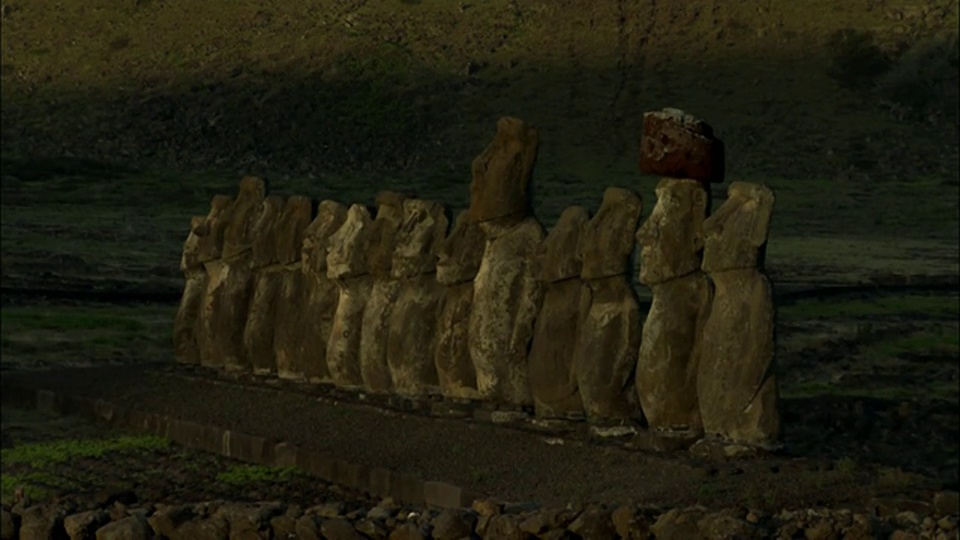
[639,108,725,184]
[468,117,539,223]
[273,196,315,380]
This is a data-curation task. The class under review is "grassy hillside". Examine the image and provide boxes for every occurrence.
[1,0,958,291]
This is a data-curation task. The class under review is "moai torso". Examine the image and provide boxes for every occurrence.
[243,195,285,375]
[466,117,544,407]
[696,182,780,452]
[635,178,712,438]
[299,200,348,383]
[528,206,590,418]
[273,196,314,380]
[174,215,210,365]
[359,192,408,393]
[326,204,375,389]
[195,195,233,367]
[386,199,449,396]
[434,211,486,400]
[200,177,266,371]
[573,187,644,422]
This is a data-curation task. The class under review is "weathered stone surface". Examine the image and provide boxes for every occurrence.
[435,211,486,400]
[274,196,315,380]
[386,200,449,396]
[327,205,375,388]
[300,201,349,383]
[637,273,711,434]
[635,178,711,435]
[243,196,285,375]
[95,514,148,540]
[639,108,725,184]
[174,217,208,365]
[699,182,780,447]
[19,504,69,540]
[468,117,539,223]
[574,276,641,420]
[470,217,545,405]
[573,189,643,421]
[358,192,408,393]
[528,206,590,418]
[580,188,643,281]
[194,195,233,264]
[198,178,266,371]
[64,509,108,540]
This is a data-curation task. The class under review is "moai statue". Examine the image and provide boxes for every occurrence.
[635,179,712,438]
[359,192,408,393]
[242,195,285,375]
[527,206,590,418]
[467,117,545,407]
[299,200,349,383]
[573,188,644,422]
[173,215,211,365]
[193,195,232,367]
[273,196,314,380]
[696,182,779,453]
[434,211,486,400]
[326,204,375,389]
[386,199,450,396]
[198,177,266,371]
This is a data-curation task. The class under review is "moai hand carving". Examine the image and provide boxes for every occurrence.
[435,211,486,400]
[528,206,590,418]
[299,200,348,383]
[243,195,285,375]
[326,204,375,389]
[386,199,450,396]
[467,117,545,407]
[359,192,408,393]
[273,196,314,380]
[635,178,712,439]
[573,188,644,422]
[174,215,210,365]
[696,182,780,454]
[199,177,266,371]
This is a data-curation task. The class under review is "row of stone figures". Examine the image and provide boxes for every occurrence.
[174,116,780,452]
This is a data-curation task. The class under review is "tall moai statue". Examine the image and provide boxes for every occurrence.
[359,192,408,393]
[386,199,450,396]
[573,188,644,421]
[326,204,375,389]
[696,182,780,453]
[242,195,285,375]
[635,108,724,441]
[198,177,266,371]
[192,195,233,367]
[299,200,349,383]
[528,206,590,418]
[467,117,546,407]
[434,211,486,400]
[174,214,212,365]
[273,196,314,380]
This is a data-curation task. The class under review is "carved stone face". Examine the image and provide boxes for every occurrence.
[302,200,348,277]
[468,117,539,223]
[436,210,485,285]
[579,187,642,281]
[392,199,449,279]
[635,178,708,285]
[701,182,775,273]
[326,204,374,280]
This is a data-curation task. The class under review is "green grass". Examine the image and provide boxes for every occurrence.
[780,294,960,320]
[215,464,303,485]
[865,327,960,358]
[1,435,168,468]
[1,309,146,333]
[781,380,959,402]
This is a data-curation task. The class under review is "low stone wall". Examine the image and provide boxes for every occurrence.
[175,110,780,456]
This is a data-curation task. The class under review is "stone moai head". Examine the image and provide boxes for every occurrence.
[535,206,590,283]
[195,194,234,264]
[251,196,285,269]
[436,210,486,285]
[365,191,408,278]
[275,195,314,265]
[580,187,643,281]
[392,199,450,279]
[636,178,709,285]
[222,176,267,259]
[327,204,374,280]
[468,117,539,227]
[701,182,775,273]
[302,200,348,278]
[181,215,207,273]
